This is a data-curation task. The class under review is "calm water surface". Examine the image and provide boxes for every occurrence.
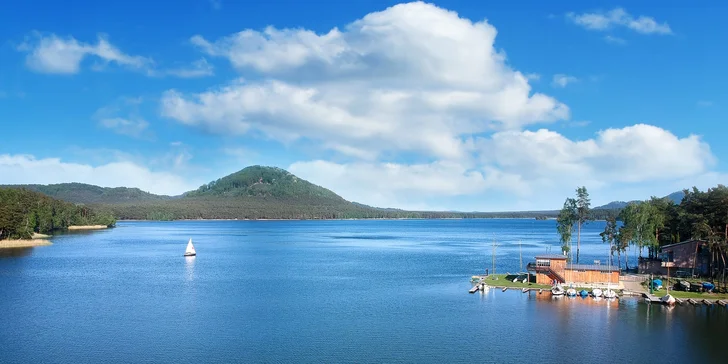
[1,219,726,363]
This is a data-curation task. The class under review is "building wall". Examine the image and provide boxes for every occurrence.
[663,241,700,269]
[564,269,619,285]
[536,273,552,285]
[550,259,566,274]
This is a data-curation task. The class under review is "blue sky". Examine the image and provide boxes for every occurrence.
[1,0,726,211]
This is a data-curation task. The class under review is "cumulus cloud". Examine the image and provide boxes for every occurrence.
[289,160,528,210]
[479,124,713,184]
[0,154,199,195]
[566,8,672,35]
[288,124,715,210]
[166,1,569,160]
[552,74,578,88]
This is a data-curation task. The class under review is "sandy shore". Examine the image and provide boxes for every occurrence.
[0,239,53,249]
[32,232,51,239]
[67,225,109,230]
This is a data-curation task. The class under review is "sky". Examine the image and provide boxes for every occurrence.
[1,0,727,212]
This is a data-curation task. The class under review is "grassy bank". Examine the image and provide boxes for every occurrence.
[473,274,550,289]
[0,239,52,249]
[647,289,728,300]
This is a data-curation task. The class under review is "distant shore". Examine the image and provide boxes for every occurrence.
[67,225,110,230]
[0,239,53,249]
[117,217,567,222]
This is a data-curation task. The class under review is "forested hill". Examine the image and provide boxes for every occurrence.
[0,188,116,240]
[4,183,173,204]
[185,166,346,201]
[3,165,618,220]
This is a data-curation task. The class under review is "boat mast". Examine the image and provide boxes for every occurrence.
[492,235,497,276]
[519,240,523,272]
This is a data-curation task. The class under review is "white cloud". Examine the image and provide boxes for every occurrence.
[19,32,213,78]
[0,154,199,195]
[289,160,528,210]
[163,58,214,78]
[288,124,715,210]
[478,124,713,185]
[94,97,152,139]
[99,117,149,138]
[168,2,569,160]
[604,35,627,45]
[20,33,152,74]
[566,8,672,35]
[552,74,578,88]
[525,73,541,81]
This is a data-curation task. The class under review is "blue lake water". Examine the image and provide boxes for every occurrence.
[1,219,726,363]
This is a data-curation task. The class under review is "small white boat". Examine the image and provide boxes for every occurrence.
[591,288,603,298]
[603,289,617,299]
[184,238,196,257]
[661,294,676,306]
[551,284,565,296]
[566,288,577,297]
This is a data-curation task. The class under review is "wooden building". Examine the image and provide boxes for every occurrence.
[639,239,709,277]
[527,254,620,285]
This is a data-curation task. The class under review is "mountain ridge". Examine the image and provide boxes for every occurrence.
[2,165,673,220]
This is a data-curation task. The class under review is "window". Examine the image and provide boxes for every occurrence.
[536,259,550,267]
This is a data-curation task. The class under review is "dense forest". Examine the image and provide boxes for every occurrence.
[0,188,116,240]
[557,185,728,279]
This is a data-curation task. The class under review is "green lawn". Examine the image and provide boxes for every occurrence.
[473,274,550,289]
[648,289,728,300]
[641,280,728,300]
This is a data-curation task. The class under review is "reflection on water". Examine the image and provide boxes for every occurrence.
[0,247,34,258]
[184,256,195,281]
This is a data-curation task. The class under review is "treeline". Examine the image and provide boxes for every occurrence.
[557,185,728,278]
[0,188,116,240]
[82,197,608,221]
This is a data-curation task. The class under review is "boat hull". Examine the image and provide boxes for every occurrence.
[184,252,196,257]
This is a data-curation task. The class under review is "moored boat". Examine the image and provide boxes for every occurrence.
[661,294,676,306]
[579,289,589,298]
[566,288,577,297]
[551,284,565,296]
[603,289,617,299]
[591,288,603,298]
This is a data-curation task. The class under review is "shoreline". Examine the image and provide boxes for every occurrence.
[117,217,562,222]
[67,225,109,230]
[0,239,53,249]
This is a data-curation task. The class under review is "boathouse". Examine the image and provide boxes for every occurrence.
[527,254,620,286]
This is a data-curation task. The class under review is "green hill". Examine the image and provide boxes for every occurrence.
[185,165,345,201]
[2,165,617,220]
[4,182,172,204]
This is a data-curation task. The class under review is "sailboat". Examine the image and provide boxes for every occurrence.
[604,236,617,299]
[184,238,196,257]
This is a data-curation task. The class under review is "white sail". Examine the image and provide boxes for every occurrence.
[184,238,196,256]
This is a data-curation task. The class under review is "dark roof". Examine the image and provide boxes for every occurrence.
[535,254,568,260]
[566,264,619,272]
[661,239,707,250]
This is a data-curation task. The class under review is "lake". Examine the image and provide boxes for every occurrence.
[1,219,726,363]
